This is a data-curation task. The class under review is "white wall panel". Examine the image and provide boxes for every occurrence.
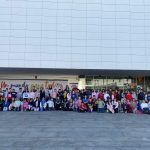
[0,0,149,70]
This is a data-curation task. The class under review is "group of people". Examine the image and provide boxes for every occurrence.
[0,85,150,114]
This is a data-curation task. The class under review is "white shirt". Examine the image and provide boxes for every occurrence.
[148,102,150,110]
[113,101,119,109]
[104,93,110,101]
[4,91,8,98]
[35,100,39,107]
[47,100,54,108]
[67,93,71,100]
[23,92,30,99]
[141,103,148,109]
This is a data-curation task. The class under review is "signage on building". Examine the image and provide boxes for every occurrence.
[0,80,68,92]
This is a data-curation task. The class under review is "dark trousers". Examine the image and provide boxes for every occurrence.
[142,108,150,114]
[114,108,118,113]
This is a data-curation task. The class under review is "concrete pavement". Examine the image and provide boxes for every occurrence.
[0,111,149,150]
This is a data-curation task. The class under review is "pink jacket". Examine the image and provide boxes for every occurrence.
[23,101,29,109]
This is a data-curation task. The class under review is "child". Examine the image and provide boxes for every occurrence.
[82,95,88,104]
[3,98,9,111]
[77,97,82,109]
[23,99,29,111]
[68,99,73,111]
[47,98,54,111]
[88,98,93,112]
[9,100,15,111]
[55,97,61,110]
[28,99,34,111]
[33,97,40,111]
[136,100,142,114]
[40,97,47,111]
[112,99,119,113]
[79,102,87,112]
[121,98,127,113]
[73,98,78,112]
[131,99,137,113]
[92,95,98,112]
[97,99,105,113]
[67,92,71,101]
[71,91,77,101]
[14,99,21,111]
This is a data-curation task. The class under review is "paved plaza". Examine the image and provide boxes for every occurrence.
[0,112,149,150]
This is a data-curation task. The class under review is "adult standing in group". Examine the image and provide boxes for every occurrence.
[98,91,104,100]
[51,89,57,107]
[92,90,97,99]
[116,90,122,101]
[45,88,50,99]
[40,87,45,100]
[132,91,137,100]
[138,90,145,102]
[58,89,64,101]
[104,91,110,102]
[17,88,23,99]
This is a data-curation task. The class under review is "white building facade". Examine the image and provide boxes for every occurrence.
[0,0,150,90]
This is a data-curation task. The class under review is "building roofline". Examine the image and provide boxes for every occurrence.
[0,67,149,76]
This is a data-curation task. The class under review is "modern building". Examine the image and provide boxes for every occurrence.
[0,0,150,91]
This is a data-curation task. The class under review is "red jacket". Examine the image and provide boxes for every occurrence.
[98,93,104,100]
[126,93,133,101]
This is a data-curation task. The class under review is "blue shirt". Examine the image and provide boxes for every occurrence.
[82,98,88,103]
[71,93,76,101]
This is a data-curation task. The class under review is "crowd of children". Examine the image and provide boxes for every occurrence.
[0,86,150,114]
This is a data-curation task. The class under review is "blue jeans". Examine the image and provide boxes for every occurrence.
[15,107,20,111]
[3,107,8,111]
[98,108,105,113]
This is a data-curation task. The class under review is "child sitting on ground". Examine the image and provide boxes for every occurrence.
[3,98,9,111]
[79,102,87,112]
[14,98,21,111]
[68,99,73,111]
[47,98,54,111]
[28,99,34,111]
[23,99,29,111]
[88,98,93,112]
[73,98,78,112]
[40,97,47,111]
[33,97,40,111]
[9,100,15,111]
